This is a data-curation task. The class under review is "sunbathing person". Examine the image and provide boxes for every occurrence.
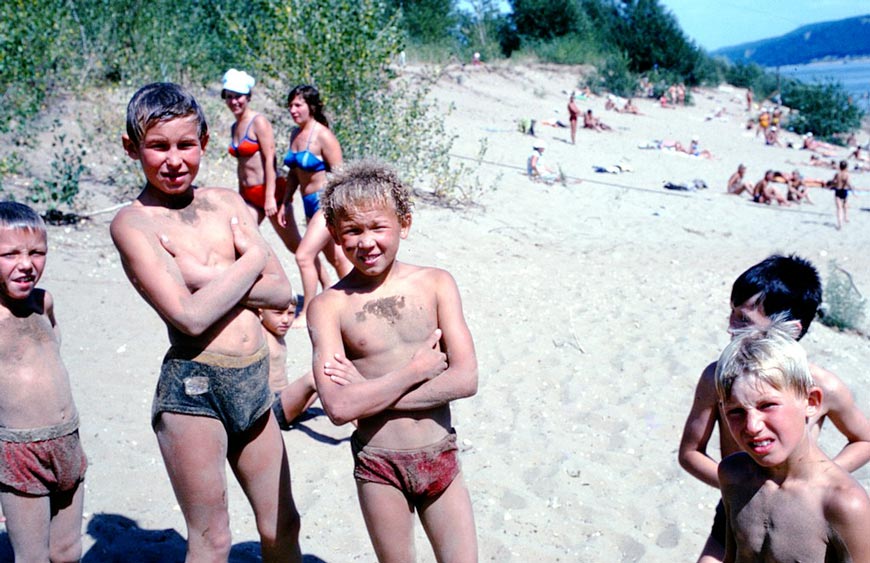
[786,170,815,204]
[622,99,642,115]
[727,164,752,196]
[675,137,713,159]
[752,170,790,206]
[802,133,841,157]
[583,109,611,132]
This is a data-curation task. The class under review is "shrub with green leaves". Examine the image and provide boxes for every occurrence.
[783,79,864,140]
[29,134,87,211]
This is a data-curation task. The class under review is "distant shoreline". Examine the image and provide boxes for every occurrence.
[767,55,870,71]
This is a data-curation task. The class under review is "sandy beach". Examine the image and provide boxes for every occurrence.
[1,63,869,561]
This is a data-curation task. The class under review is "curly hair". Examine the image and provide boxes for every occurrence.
[321,160,412,227]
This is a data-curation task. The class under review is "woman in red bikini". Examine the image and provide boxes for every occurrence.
[223,69,303,254]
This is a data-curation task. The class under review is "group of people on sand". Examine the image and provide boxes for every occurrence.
[727,160,860,229]
[1,77,479,563]
[679,253,870,562]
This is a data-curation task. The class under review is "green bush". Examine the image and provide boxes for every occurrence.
[592,51,638,97]
[782,79,864,139]
[29,134,88,211]
[517,34,600,65]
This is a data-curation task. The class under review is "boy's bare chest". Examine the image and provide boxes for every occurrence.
[148,206,234,264]
[734,485,829,559]
[0,312,58,363]
[340,292,437,357]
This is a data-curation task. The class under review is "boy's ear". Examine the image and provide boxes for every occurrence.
[200,131,209,152]
[805,386,823,418]
[122,135,140,160]
[400,213,412,238]
[327,223,340,244]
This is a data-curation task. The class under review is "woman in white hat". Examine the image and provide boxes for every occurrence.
[222,69,310,258]
[528,140,557,183]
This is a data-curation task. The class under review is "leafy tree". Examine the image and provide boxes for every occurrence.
[508,0,588,41]
[388,0,458,45]
[783,79,863,139]
[456,0,509,61]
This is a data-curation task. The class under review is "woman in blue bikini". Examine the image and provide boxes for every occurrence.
[279,85,351,328]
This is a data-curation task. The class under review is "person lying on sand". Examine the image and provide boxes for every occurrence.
[802,133,841,157]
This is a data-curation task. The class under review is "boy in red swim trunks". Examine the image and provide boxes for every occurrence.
[308,160,479,562]
[0,202,87,562]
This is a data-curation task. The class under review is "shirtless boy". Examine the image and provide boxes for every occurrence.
[679,254,870,563]
[308,160,479,562]
[716,321,870,562]
[111,82,301,561]
[0,202,87,562]
[752,170,789,206]
[830,160,852,230]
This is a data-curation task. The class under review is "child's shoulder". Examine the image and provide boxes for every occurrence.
[397,262,455,284]
[809,361,846,394]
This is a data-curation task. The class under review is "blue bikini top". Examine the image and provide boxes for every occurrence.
[283,125,327,172]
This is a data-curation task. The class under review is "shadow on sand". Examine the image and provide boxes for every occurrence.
[1,513,329,562]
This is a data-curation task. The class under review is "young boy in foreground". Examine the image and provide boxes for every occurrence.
[111,82,301,561]
[678,254,870,563]
[0,201,87,562]
[715,321,870,562]
[308,160,479,562]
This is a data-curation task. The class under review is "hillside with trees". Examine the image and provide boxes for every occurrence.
[713,14,870,67]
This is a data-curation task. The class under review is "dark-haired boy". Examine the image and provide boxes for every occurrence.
[678,254,870,563]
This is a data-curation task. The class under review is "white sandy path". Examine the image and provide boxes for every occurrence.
[4,63,869,561]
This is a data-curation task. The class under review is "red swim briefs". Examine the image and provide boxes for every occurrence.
[0,430,87,495]
[351,429,460,503]
[240,179,288,211]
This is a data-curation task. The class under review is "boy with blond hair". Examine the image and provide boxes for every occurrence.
[308,160,479,562]
[716,321,870,562]
[0,201,87,562]
[111,82,301,561]
[679,254,870,562]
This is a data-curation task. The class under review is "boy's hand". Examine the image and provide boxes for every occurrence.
[409,329,447,382]
[158,233,220,290]
[324,353,367,385]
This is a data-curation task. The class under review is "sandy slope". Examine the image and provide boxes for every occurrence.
[2,63,870,561]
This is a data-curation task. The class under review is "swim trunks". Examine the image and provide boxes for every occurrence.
[152,345,272,435]
[302,191,321,219]
[0,417,87,496]
[240,181,287,211]
[834,188,849,200]
[351,429,461,503]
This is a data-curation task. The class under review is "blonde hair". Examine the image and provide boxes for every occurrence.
[322,159,412,227]
[715,317,813,401]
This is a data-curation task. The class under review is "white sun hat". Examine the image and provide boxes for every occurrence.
[222,69,256,95]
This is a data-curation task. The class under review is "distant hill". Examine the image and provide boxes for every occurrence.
[713,14,870,67]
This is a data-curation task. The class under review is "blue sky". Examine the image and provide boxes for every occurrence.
[658,1,870,51]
